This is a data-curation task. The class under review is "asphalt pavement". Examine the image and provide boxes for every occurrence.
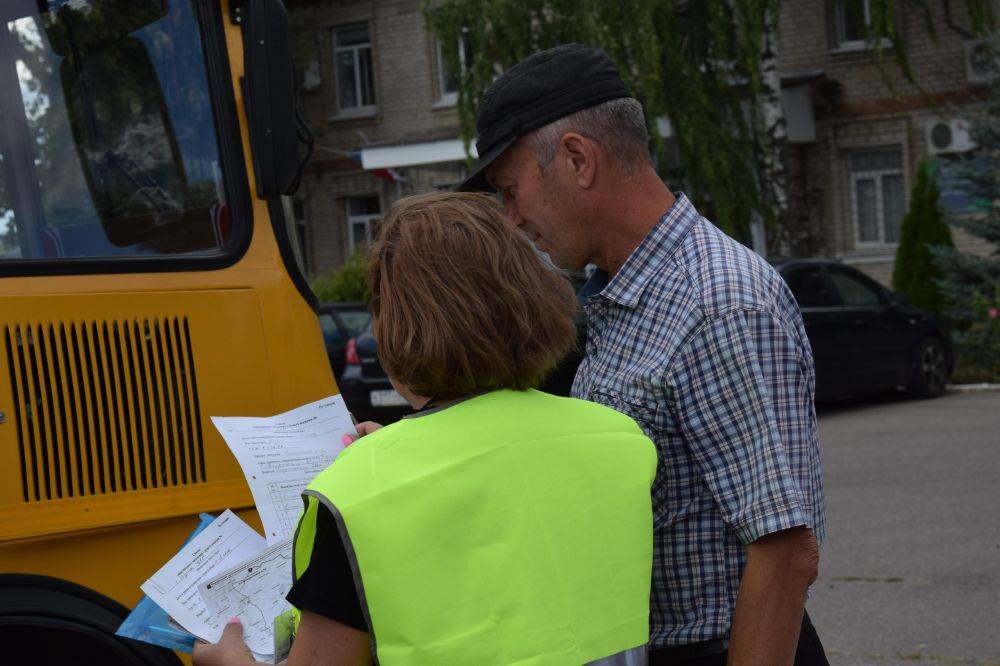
[808,389,1000,665]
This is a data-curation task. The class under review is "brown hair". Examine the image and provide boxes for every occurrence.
[368,191,578,400]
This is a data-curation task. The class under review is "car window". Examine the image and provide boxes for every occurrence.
[783,267,835,308]
[339,310,371,337]
[828,269,883,307]
[318,313,338,336]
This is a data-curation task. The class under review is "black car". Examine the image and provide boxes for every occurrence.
[317,302,371,381]
[339,317,587,424]
[775,260,953,401]
[338,320,411,424]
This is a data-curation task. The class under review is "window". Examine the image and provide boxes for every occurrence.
[346,195,381,250]
[849,148,905,245]
[333,24,375,114]
[828,268,884,307]
[0,0,237,265]
[833,0,891,50]
[835,0,869,46]
[783,267,835,308]
[436,35,472,105]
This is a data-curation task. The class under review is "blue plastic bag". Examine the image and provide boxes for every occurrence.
[115,512,217,654]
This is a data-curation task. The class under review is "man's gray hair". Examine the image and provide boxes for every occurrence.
[527,97,651,173]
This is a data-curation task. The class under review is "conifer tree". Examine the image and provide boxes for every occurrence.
[892,161,953,316]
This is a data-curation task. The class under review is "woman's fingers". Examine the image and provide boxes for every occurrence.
[192,618,253,665]
[342,421,384,446]
[357,421,384,436]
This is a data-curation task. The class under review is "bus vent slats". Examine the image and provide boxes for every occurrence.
[2,318,206,502]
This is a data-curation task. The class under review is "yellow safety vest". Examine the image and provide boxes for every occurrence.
[293,389,656,665]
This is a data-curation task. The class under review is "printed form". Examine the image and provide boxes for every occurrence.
[211,395,355,544]
[140,510,266,642]
[199,539,295,656]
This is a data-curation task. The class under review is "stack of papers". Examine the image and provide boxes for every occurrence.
[135,395,356,663]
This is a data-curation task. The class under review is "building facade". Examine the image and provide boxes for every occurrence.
[287,0,993,286]
[776,0,993,284]
[287,0,469,280]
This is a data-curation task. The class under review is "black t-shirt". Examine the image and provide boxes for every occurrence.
[285,502,367,633]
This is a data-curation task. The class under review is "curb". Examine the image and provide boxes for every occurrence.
[947,383,1000,392]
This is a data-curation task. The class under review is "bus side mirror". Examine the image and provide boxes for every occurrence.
[242,0,304,200]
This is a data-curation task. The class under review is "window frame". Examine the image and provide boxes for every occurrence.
[849,146,906,248]
[345,193,382,251]
[435,34,469,107]
[834,0,870,49]
[0,0,252,278]
[332,23,376,118]
[832,0,891,52]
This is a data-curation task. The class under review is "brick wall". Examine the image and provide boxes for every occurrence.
[774,0,996,286]
[287,0,469,280]
[288,0,996,286]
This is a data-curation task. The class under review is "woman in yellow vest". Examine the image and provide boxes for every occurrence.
[195,192,657,666]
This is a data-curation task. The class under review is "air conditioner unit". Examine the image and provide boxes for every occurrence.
[926,119,976,155]
[965,40,995,85]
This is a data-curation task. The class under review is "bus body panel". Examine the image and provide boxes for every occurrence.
[0,0,337,630]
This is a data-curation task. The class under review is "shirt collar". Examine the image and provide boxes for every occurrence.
[589,193,699,309]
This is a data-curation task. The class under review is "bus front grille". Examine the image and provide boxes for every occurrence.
[3,318,206,502]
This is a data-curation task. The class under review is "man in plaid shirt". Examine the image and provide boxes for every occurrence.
[463,45,828,664]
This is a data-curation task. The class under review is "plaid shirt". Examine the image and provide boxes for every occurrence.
[573,194,826,647]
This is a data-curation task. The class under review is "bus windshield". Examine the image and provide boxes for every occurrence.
[0,0,234,263]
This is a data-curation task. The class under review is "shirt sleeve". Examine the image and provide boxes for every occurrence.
[285,500,368,633]
[666,308,814,545]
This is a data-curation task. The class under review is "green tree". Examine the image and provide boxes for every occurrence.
[892,161,953,316]
[932,32,1000,381]
[311,248,371,303]
[426,0,995,246]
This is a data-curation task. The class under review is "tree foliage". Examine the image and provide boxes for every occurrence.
[312,248,371,303]
[426,0,995,242]
[891,161,953,316]
[931,31,1000,380]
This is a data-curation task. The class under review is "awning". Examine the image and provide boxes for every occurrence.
[360,139,478,170]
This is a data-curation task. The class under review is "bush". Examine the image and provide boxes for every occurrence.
[311,248,370,303]
[951,285,1000,383]
[892,161,953,316]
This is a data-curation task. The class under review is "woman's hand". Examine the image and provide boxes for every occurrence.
[342,421,383,446]
[193,618,255,666]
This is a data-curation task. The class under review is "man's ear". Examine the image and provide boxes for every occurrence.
[559,132,597,189]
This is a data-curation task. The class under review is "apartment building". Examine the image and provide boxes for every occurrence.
[286,0,468,279]
[777,0,991,284]
[287,0,991,285]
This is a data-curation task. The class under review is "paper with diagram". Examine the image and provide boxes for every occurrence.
[140,510,267,642]
[211,395,355,544]
[198,539,294,656]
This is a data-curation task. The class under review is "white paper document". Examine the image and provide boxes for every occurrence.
[199,539,294,656]
[140,510,266,642]
[211,395,355,544]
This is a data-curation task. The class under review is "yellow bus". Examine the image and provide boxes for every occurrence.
[0,0,332,662]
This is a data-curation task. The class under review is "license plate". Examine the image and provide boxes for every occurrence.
[369,389,409,407]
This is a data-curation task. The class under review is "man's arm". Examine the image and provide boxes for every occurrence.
[728,526,819,665]
[668,308,821,665]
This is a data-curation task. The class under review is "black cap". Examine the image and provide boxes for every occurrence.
[459,44,631,192]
